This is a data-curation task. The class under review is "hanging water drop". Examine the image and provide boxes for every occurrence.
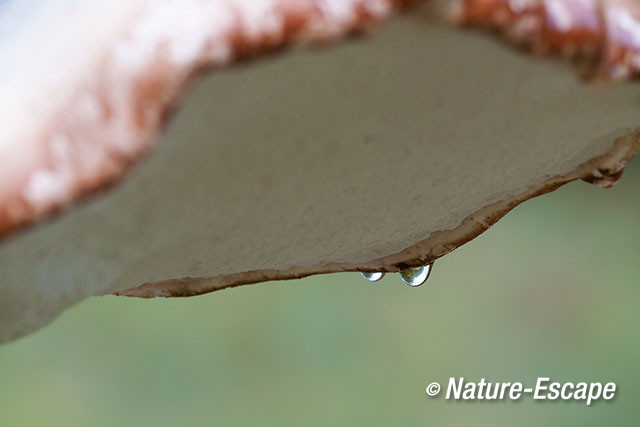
[361,272,385,282]
[399,263,433,287]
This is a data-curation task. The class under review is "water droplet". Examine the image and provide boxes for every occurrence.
[399,263,433,287]
[361,272,385,282]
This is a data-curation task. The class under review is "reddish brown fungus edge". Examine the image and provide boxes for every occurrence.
[450,0,640,81]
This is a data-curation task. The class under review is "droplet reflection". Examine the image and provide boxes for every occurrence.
[361,272,385,282]
[399,263,433,287]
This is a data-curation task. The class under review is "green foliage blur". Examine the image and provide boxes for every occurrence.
[1,159,639,426]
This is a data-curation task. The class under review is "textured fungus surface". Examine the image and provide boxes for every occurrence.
[1,1,640,342]
[451,0,640,80]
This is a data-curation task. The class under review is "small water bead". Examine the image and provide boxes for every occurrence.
[399,263,433,287]
[361,272,385,282]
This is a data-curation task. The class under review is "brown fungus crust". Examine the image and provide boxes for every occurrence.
[1,2,640,343]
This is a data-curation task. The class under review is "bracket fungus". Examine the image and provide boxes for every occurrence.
[1,0,639,343]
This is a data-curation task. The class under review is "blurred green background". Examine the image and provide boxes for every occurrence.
[1,158,639,426]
